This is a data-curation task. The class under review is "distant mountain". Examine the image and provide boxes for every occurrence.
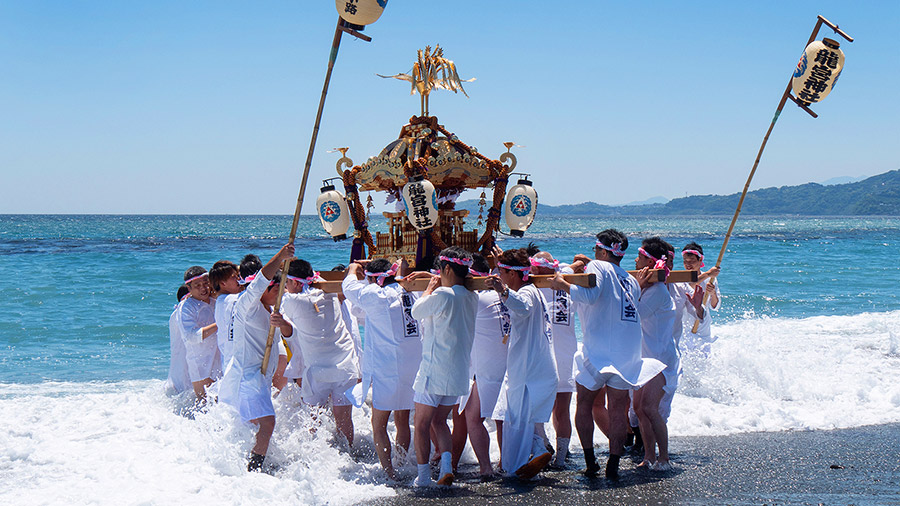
[456,170,900,216]
[621,196,669,206]
[820,175,868,186]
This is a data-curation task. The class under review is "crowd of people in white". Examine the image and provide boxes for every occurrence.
[166,228,719,485]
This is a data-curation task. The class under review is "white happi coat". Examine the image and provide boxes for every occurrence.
[166,305,191,394]
[668,282,690,350]
[178,296,220,382]
[681,279,720,354]
[569,260,665,387]
[342,277,422,410]
[214,292,239,371]
[538,265,577,393]
[410,285,479,397]
[460,290,510,418]
[493,284,558,474]
[218,272,296,422]
[638,282,679,393]
[341,299,364,367]
[280,289,360,400]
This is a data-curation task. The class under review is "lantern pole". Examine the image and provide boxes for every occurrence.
[261,17,372,374]
[690,15,853,334]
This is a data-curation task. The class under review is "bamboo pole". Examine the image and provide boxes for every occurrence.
[261,17,354,374]
[690,16,853,334]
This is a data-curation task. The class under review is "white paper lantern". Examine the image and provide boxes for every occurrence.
[791,38,845,106]
[505,175,538,237]
[316,182,351,241]
[401,175,439,231]
[335,0,387,26]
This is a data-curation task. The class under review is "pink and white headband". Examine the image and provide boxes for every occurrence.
[184,272,208,285]
[365,262,400,286]
[498,262,530,281]
[596,240,625,257]
[639,248,670,273]
[469,268,490,277]
[682,249,705,267]
[238,274,256,286]
[530,256,559,272]
[287,272,321,287]
[440,255,473,267]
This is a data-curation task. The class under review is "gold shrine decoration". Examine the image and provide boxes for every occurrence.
[378,45,476,117]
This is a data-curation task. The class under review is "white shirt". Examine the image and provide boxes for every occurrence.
[470,290,510,384]
[341,277,422,404]
[411,284,479,397]
[178,296,220,378]
[166,304,191,394]
[214,293,239,370]
[538,266,577,390]
[570,260,663,386]
[280,289,360,389]
[638,281,678,371]
[496,284,558,423]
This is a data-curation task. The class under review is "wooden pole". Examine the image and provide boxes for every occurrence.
[261,17,352,374]
[690,16,852,333]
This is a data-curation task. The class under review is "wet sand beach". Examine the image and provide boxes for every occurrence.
[372,423,900,505]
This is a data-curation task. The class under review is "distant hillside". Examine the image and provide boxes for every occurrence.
[456,170,900,216]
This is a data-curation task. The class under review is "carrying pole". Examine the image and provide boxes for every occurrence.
[690,16,853,333]
[261,17,366,373]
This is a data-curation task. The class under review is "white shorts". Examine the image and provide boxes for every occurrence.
[185,340,221,382]
[303,376,356,407]
[575,354,632,392]
[414,391,459,407]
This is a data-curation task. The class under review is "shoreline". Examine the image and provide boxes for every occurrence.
[371,423,900,505]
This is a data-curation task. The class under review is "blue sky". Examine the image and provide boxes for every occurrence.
[1,1,897,214]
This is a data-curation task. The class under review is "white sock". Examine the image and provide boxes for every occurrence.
[416,463,432,485]
[553,437,569,464]
[531,434,546,457]
[439,451,453,476]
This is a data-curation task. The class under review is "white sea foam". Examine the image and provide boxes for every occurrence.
[1,311,899,504]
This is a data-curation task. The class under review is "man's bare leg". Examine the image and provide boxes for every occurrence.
[635,374,667,464]
[372,408,396,479]
[591,386,610,437]
[605,386,631,480]
[332,403,354,448]
[464,382,494,477]
[450,404,467,472]
[574,383,601,476]
[551,391,573,466]
[394,409,411,454]
[248,415,275,472]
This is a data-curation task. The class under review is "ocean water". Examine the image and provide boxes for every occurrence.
[1,214,899,504]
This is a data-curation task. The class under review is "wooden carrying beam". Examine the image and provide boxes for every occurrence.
[309,270,698,294]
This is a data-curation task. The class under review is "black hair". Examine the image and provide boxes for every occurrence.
[683,242,704,256]
[209,260,238,291]
[438,246,473,279]
[595,229,628,264]
[240,254,262,279]
[365,258,398,286]
[183,265,207,282]
[641,236,669,261]
[287,258,313,279]
[470,253,490,275]
[176,284,189,302]
[524,242,541,257]
[331,264,346,272]
[267,271,282,290]
[498,248,530,281]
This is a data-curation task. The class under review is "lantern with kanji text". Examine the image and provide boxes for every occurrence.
[316,179,351,241]
[401,175,439,231]
[335,0,387,27]
[504,174,538,237]
[791,38,845,106]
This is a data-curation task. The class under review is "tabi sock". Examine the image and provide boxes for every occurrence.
[439,451,453,476]
[417,463,433,485]
[605,454,621,480]
[552,437,569,465]
[531,434,547,457]
[247,452,265,472]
